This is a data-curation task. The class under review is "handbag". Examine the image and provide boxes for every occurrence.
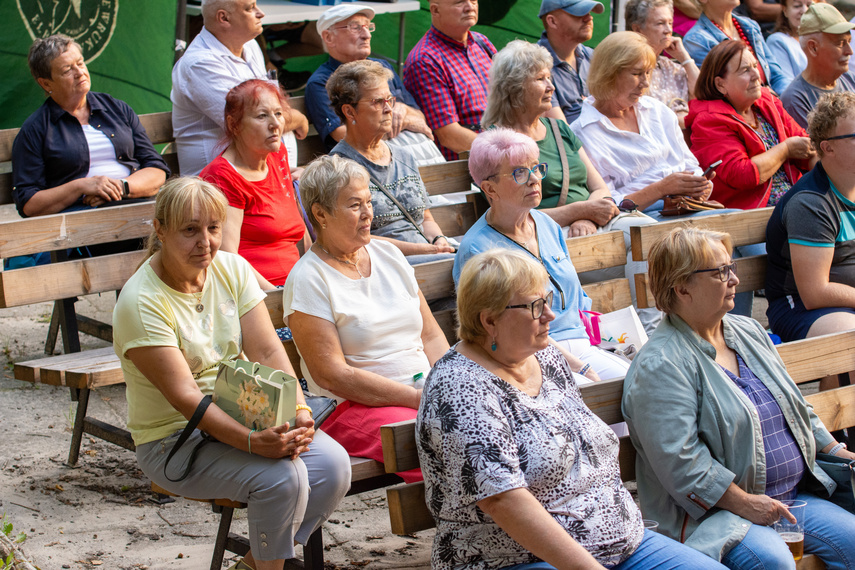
[163,359,335,482]
[816,452,855,511]
[579,310,603,345]
[660,195,725,217]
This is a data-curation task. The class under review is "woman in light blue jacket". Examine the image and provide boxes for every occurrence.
[684,0,789,94]
[622,227,855,570]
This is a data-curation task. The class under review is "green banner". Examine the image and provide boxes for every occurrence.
[0,0,177,130]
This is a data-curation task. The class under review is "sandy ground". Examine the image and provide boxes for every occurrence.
[0,291,433,570]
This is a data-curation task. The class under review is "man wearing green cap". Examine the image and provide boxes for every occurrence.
[781,3,855,128]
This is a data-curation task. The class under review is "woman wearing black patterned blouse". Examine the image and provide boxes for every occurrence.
[416,248,727,570]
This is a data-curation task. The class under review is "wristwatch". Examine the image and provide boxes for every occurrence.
[121,179,130,198]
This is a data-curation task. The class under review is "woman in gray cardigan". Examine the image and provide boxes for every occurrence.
[622,227,855,570]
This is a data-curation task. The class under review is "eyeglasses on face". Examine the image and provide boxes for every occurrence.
[334,22,375,33]
[693,261,737,282]
[825,132,855,141]
[488,163,548,185]
[506,290,554,319]
[358,95,396,110]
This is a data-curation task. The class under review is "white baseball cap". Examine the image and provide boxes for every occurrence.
[317,4,376,35]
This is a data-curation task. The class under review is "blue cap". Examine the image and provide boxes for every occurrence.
[539,0,605,18]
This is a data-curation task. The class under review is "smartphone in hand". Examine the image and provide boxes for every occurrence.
[703,160,723,180]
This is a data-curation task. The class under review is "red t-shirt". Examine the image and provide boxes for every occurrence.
[201,146,303,286]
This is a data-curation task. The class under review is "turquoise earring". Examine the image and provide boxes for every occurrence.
[491,338,497,351]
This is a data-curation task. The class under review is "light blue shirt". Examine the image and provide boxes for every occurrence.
[766,32,807,90]
[452,208,592,342]
[685,13,789,95]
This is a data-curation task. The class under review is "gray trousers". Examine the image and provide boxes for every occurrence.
[137,429,351,561]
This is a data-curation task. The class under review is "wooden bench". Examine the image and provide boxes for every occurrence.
[629,208,773,310]
[379,329,855,570]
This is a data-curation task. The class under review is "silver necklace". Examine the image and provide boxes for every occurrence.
[321,246,364,278]
[192,290,204,313]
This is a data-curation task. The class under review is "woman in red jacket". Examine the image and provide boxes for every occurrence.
[686,40,816,209]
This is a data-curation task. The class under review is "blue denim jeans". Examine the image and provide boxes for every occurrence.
[722,492,855,570]
[500,529,727,569]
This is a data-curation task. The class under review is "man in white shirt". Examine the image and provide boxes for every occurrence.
[172,0,309,175]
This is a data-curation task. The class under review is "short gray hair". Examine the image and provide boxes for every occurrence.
[201,0,236,22]
[28,34,81,81]
[299,154,370,232]
[624,0,673,31]
[799,31,821,49]
[482,40,552,129]
[326,59,392,123]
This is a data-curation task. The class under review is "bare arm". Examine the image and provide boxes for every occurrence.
[625,171,712,210]
[790,244,855,310]
[396,104,434,140]
[541,147,619,229]
[715,483,796,525]
[371,234,456,256]
[478,488,606,570]
[744,0,781,21]
[23,176,122,216]
[666,37,700,99]
[288,311,422,408]
[673,0,702,19]
[434,123,477,155]
[544,107,568,123]
[329,125,346,144]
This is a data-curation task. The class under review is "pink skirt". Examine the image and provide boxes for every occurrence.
[322,400,423,483]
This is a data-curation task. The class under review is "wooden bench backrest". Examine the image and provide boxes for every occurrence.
[630,208,773,309]
[380,330,855,536]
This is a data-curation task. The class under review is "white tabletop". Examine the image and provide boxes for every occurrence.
[186,1,421,24]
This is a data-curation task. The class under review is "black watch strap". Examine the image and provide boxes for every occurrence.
[121,179,130,198]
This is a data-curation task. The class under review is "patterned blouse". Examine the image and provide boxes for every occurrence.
[649,56,690,116]
[755,112,793,206]
[416,345,643,569]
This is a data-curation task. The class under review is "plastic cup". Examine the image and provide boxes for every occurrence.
[774,500,807,561]
[642,519,659,532]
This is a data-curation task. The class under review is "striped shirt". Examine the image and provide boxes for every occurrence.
[403,26,495,160]
[721,354,805,501]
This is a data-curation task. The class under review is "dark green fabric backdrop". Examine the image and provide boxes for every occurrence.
[0,0,177,129]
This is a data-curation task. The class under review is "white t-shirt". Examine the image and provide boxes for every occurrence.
[282,239,430,401]
[82,124,131,179]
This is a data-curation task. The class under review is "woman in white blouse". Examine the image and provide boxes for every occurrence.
[570,31,714,220]
[283,154,449,480]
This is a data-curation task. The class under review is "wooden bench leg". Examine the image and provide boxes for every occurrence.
[67,387,90,467]
[304,527,324,570]
[211,504,235,570]
[44,302,61,355]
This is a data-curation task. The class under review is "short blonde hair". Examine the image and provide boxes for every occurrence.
[648,227,733,314]
[481,40,553,129]
[299,154,369,233]
[809,91,855,158]
[145,177,228,258]
[587,31,656,101]
[456,249,550,343]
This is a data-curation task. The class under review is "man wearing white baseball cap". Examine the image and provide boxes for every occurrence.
[305,4,441,165]
[781,3,855,128]
[538,0,605,123]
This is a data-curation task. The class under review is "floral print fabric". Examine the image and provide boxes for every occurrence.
[416,345,643,569]
[649,56,690,116]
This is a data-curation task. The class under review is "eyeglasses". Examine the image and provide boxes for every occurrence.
[506,291,554,319]
[358,95,396,110]
[333,22,375,34]
[488,163,548,185]
[693,261,737,282]
[825,132,855,141]
[618,198,638,212]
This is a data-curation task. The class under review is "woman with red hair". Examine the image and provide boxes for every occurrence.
[686,40,816,209]
[201,79,310,291]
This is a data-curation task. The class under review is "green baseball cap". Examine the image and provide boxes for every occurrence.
[798,3,855,36]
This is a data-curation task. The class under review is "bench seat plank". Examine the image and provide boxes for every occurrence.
[776,331,855,385]
[14,346,116,385]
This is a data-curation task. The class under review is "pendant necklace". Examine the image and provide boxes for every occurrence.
[193,290,204,313]
[321,246,364,278]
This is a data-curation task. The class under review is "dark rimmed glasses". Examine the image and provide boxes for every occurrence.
[333,22,376,34]
[825,132,855,141]
[693,261,737,282]
[488,163,548,185]
[506,291,554,319]
[359,95,396,110]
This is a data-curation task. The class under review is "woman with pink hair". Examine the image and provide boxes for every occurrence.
[201,79,311,291]
[453,128,630,382]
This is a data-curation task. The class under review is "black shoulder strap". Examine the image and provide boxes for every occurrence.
[163,395,213,483]
[470,33,494,60]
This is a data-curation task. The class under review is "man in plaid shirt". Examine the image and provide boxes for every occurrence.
[403,0,496,160]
